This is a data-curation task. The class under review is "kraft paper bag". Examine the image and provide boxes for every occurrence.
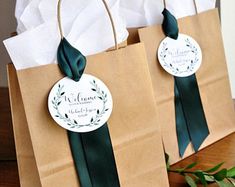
[138,9,235,164]
[7,64,41,187]
[8,43,169,187]
[127,28,141,45]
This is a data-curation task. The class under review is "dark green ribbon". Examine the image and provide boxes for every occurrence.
[161,8,209,157]
[57,38,86,82]
[174,79,191,157]
[162,9,179,40]
[57,38,120,187]
[175,76,209,155]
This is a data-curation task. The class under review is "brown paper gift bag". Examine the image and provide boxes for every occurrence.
[7,42,169,187]
[138,8,235,164]
[8,64,41,187]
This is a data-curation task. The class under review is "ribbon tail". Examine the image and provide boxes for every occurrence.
[68,131,93,187]
[175,74,210,152]
[68,124,120,187]
[81,123,120,187]
[174,78,191,157]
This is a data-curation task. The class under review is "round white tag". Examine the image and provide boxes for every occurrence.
[48,74,113,133]
[158,34,202,77]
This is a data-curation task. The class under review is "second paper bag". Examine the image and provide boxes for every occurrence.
[138,9,235,164]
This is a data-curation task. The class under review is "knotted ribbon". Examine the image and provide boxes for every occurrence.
[57,38,120,187]
[57,38,86,82]
[161,8,210,157]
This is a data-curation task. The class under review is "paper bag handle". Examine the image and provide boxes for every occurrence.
[57,0,118,50]
[163,0,198,14]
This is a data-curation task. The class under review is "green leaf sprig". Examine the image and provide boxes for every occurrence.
[165,153,235,187]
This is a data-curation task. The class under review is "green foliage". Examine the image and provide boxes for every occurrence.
[205,163,224,173]
[214,169,227,181]
[195,171,207,186]
[216,180,234,187]
[227,167,235,178]
[185,162,197,170]
[165,153,235,187]
[185,175,197,187]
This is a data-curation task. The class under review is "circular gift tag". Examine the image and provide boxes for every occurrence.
[158,34,202,77]
[48,74,113,133]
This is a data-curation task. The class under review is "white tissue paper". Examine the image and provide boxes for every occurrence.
[7,0,216,71]
[15,0,31,33]
[5,0,128,70]
[19,0,43,30]
[39,0,94,36]
[15,0,216,32]
[120,0,216,27]
[4,21,60,70]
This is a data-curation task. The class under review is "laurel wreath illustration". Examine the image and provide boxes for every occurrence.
[159,38,199,75]
[51,80,109,129]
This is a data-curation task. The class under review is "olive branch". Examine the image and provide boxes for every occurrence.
[51,80,109,129]
[89,79,109,125]
[166,153,235,187]
[185,38,199,72]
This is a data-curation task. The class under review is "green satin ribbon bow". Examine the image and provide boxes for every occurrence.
[161,9,209,157]
[57,38,86,82]
[162,8,179,40]
[57,38,120,187]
